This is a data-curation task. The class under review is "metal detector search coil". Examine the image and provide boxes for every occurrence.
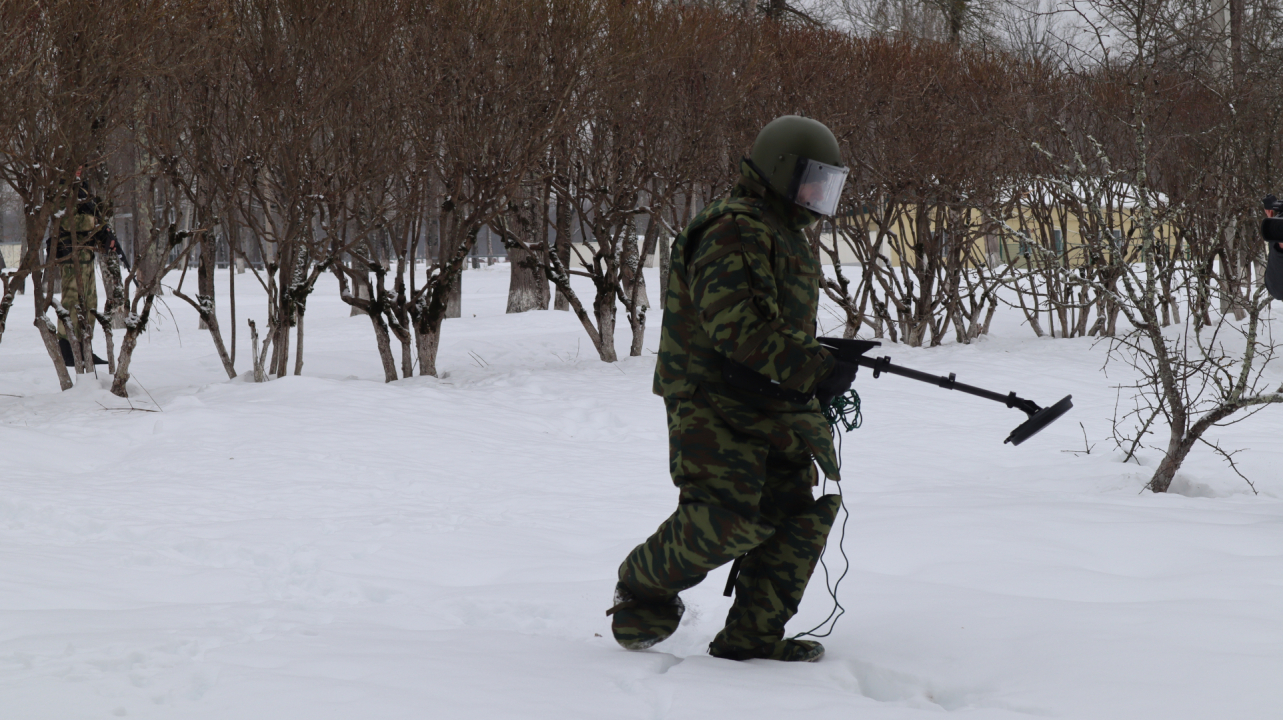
[817,337,1073,445]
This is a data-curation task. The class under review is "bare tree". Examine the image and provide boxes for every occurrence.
[216,0,400,380]
[496,3,746,361]
[827,38,1023,345]
[0,0,210,389]
[142,7,238,378]
[1008,0,1283,492]
[398,0,596,377]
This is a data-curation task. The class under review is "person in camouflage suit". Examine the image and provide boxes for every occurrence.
[51,178,118,367]
[608,116,858,663]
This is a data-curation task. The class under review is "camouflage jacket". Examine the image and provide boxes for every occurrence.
[53,193,112,260]
[653,161,840,479]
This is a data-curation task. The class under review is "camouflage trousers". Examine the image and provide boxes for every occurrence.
[616,390,840,655]
[58,248,98,341]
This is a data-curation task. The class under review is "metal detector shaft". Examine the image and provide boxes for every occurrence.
[849,355,1039,415]
[818,337,1073,445]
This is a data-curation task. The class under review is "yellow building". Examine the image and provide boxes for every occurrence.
[823,198,1177,269]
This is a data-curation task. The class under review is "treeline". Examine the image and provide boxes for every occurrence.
[2,0,1282,397]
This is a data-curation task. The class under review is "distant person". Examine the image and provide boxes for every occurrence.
[50,175,118,366]
[606,116,858,663]
[1263,195,1283,301]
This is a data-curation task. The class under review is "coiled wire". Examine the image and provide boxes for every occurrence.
[793,388,861,640]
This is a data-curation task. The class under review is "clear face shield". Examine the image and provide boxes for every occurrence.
[787,157,849,217]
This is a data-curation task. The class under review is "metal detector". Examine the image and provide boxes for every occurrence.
[818,337,1073,445]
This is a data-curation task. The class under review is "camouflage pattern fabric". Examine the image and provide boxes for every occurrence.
[614,390,839,655]
[54,190,110,341]
[653,160,839,480]
[710,493,840,659]
[611,395,783,650]
[58,248,98,341]
[59,201,101,237]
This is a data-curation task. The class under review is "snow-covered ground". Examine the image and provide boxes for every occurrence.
[1,265,1281,719]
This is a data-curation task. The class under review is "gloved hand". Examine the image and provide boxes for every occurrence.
[815,360,858,405]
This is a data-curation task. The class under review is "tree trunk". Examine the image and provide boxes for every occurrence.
[628,305,647,357]
[368,311,398,382]
[204,305,235,379]
[173,261,238,379]
[399,327,413,379]
[438,226,464,319]
[98,252,126,330]
[350,269,370,316]
[593,284,617,363]
[108,160,164,396]
[110,294,156,398]
[249,319,269,382]
[1149,425,1194,494]
[538,179,553,310]
[553,189,572,311]
[197,231,216,330]
[389,289,415,379]
[620,217,649,313]
[293,312,305,376]
[658,221,671,308]
[416,314,442,377]
[445,274,462,319]
[94,310,117,375]
[270,259,292,377]
[0,209,51,344]
[270,316,288,376]
[229,236,237,366]
[623,212,663,357]
[546,261,606,362]
[13,235,26,296]
[34,316,73,391]
[506,240,547,313]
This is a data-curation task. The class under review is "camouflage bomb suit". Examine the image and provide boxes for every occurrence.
[615,162,842,659]
[53,193,115,342]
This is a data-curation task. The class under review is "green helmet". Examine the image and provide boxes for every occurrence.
[749,115,848,217]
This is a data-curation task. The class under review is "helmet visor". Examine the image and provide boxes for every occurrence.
[791,158,848,217]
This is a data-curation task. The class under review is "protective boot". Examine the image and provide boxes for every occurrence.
[610,503,774,650]
[709,638,825,662]
[606,582,685,650]
[708,494,841,661]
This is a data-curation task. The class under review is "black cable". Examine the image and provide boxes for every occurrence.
[793,389,857,640]
[820,388,862,431]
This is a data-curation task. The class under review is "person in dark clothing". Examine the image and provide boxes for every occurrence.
[1262,195,1283,301]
